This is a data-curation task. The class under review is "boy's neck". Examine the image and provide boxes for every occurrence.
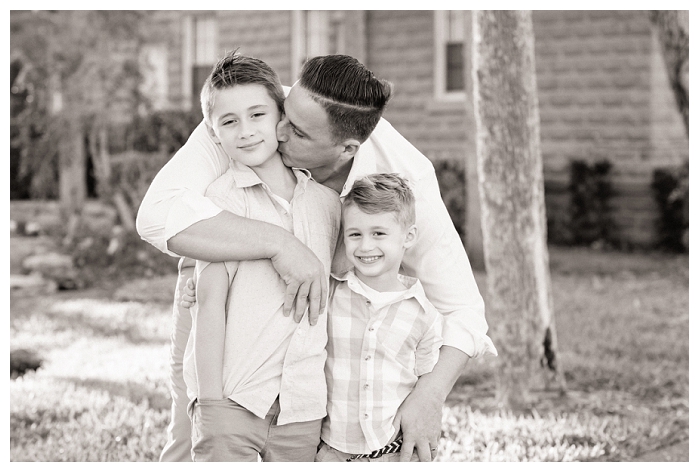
[354,268,406,293]
[249,152,297,201]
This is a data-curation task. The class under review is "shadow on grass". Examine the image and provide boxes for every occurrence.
[55,376,171,412]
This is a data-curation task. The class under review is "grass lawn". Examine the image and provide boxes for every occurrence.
[9,246,689,462]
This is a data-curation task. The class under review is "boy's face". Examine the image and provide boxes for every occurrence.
[208,84,281,169]
[342,205,416,287]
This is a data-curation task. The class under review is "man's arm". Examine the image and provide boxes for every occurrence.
[192,262,228,400]
[136,121,327,321]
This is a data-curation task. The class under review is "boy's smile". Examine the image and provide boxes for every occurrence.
[208,83,282,170]
[342,205,417,292]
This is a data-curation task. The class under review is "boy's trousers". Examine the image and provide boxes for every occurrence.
[159,261,195,462]
[189,397,322,461]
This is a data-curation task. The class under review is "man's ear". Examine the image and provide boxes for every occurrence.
[338,138,361,161]
[403,225,418,249]
[206,123,221,144]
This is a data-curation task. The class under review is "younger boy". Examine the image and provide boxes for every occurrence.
[182,51,341,461]
[316,173,443,462]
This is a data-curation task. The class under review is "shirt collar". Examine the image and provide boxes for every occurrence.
[228,159,312,191]
[331,269,433,312]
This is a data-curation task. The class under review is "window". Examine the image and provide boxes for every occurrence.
[434,11,466,101]
[290,11,347,81]
[182,15,217,113]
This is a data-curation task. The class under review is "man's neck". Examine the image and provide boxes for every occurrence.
[312,158,354,194]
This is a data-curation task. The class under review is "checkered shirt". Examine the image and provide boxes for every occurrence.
[322,270,443,454]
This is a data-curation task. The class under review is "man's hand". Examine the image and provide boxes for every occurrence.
[271,234,328,326]
[393,383,443,462]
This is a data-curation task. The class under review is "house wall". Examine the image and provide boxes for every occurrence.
[152,10,687,249]
[533,10,688,247]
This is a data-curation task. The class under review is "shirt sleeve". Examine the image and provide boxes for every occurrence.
[402,169,498,359]
[414,307,444,377]
[136,121,230,257]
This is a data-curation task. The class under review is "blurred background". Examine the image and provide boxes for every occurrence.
[10,10,689,462]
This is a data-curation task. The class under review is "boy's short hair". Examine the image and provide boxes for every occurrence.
[343,173,416,228]
[299,55,393,144]
[201,50,285,125]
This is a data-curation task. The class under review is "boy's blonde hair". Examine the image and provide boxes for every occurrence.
[200,50,285,125]
[343,173,416,228]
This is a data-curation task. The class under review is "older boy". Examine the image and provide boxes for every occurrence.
[182,51,341,461]
[316,173,444,462]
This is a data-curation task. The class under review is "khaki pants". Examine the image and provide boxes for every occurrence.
[189,397,322,462]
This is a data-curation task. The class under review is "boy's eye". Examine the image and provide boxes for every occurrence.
[252,112,265,119]
[222,119,237,126]
[373,232,386,237]
[347,232,360,238]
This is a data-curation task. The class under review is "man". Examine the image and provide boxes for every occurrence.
[137,54,496,462]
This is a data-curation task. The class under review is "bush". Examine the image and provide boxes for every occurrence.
[433,159,466,244]
[568,160,617,248]
[651,161,689,252]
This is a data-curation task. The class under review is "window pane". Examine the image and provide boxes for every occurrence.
[446,42,464,91]
[191,64,210,118]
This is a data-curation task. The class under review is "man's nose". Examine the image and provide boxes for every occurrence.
[276,115,289,143]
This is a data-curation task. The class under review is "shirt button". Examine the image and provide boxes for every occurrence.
[364,413,369,419]
[368,327,374,332]
[365,300,371,306]
[364,383,370,390]
[365,355,371,361]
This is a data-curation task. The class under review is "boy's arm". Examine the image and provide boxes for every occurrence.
[192,261,229,400]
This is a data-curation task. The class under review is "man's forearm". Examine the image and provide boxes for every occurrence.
[413,345,470,401]
[167,211,289,262]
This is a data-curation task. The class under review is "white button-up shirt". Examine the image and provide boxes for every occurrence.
[182,161,341,425]
[136,87,497,359]
[322,270,443,453]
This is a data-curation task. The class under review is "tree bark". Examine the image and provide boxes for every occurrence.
[58,117,86,232]
[473,10,564,410]
[648,10,689,136]
[463,10,485,271]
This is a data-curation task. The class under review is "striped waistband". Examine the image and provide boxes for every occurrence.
[346,437,403,461]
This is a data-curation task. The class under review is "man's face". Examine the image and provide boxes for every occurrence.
[276,85,344,172]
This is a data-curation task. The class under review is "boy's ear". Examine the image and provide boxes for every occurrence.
[338,138,361,161]
[206,123,221,144]
[403,225,418,249]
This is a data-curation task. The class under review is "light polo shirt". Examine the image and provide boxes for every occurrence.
[136,86,497,359]
[322,270,443,454]
[182,160,341,426]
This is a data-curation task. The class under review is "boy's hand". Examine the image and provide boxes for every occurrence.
[180,278,197,308]
[271,235,328,326]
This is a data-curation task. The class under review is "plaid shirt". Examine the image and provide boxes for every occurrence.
[322,270,443,454]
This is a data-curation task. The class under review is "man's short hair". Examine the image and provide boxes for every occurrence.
[201,50,285,124]
[343,173,416,228]
[299,55,393,143]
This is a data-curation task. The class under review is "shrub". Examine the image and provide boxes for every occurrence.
[651,161,689,252]
[433,159,466,244]
[568,160,617,248]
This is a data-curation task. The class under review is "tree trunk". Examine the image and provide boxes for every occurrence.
[463,10,485,271]
[648,10,689,136]
[473,10,565,410]
[58,117,86,244]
